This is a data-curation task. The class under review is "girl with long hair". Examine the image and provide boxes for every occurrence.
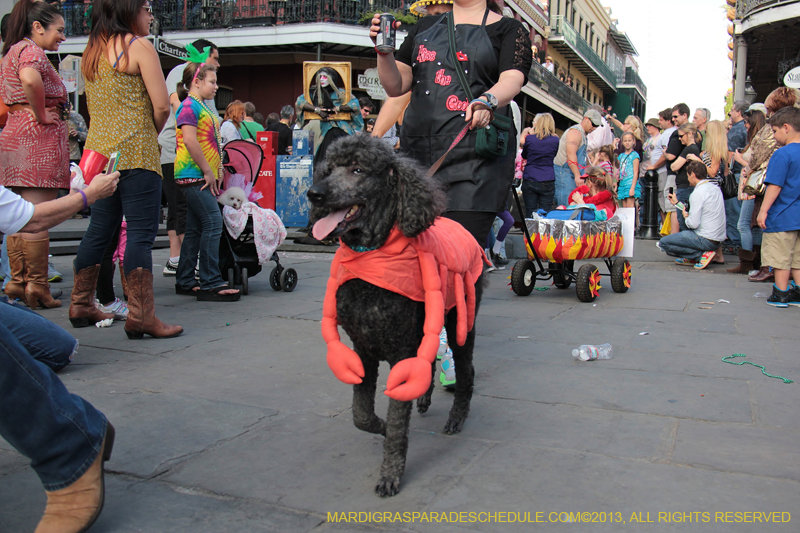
[221,99,244,145]
[567,165,617,219]
[0,0,67,309]
[70,0,182,339]
[521,112,559,215]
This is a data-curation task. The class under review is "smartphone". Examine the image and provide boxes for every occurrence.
[106,152,120,174]
[668,187,674,195]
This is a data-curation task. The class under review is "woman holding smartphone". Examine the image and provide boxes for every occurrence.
[70,0,182,339]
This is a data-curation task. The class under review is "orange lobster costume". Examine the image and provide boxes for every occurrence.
[322,217,488,401]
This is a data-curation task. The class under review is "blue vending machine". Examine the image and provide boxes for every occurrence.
[275,155,314,227]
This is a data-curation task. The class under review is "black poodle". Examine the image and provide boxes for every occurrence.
[307,135,485,497]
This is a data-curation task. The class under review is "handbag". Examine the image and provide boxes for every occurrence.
[446,13,511,159]
[720,170,738,200]
[744,166,767,196]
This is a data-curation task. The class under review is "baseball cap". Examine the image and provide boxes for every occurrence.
[746,103,768,115]
[584,109,602,127]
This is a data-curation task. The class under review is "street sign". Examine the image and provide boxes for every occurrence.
[358,68,387,101]
[154,37,189,60]
[784,66,800,88]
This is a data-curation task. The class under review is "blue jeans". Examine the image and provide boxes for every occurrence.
[554,165,576,208]
[738,197,762,251]
[0,319,106,490]
[522,179,555,216]
[676,187,693,232]
[725,193,742,247]
[659,230,719,262]
[177,184,225,290]
[0,300,77,372]
[75,169,162,276]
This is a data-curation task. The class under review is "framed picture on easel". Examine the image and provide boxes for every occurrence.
[302,61,352,121]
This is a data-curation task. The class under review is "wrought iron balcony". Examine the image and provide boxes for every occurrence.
[736,0,799,19]
[548,15,617,91]
[59,0,404,37]
[618,67,647,99]
[527,59,590,114]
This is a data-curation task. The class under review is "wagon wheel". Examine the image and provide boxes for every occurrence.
[550,262,571,289]
[511,259,536,296]
[576,264,601,302]
[611,258,632,293]
[269,266,282,291]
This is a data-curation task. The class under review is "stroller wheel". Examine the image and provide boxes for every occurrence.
[228,268,236,290]
[280,268,298,292]
[242,267,249,295]
[269,266,282,291]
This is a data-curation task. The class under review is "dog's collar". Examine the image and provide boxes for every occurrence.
[350,244,379,253]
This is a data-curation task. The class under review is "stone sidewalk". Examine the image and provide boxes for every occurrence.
[1,243,799,532]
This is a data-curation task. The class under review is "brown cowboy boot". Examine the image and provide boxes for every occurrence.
[34,423,114,533]
[124,268,183,339]
[23,238,61,309]
[4,235,26,301]
[726,249,756,274]
[69,265,114,327]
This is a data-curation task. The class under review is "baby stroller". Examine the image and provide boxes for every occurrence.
[218,140,297,294]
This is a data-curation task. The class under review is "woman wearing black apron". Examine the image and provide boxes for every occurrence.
[370,3,531,245]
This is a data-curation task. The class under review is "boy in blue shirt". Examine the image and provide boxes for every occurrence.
[757,107,800,307]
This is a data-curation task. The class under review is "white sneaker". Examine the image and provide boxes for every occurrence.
[95,298,128,320]
[162,258,178,276]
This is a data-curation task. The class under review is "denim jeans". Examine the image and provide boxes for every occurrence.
[0,319,106,490]
[75,169,162,276]
[725,193,742,247]
[738,197,762,251]
[554,165,576,208]
[0,300,77,372]
[675,187,693,232]
[659,230,718,261]
[177,184,225,290]
[522,179,556,216]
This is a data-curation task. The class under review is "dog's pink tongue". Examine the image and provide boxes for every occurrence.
[312,208,350,240]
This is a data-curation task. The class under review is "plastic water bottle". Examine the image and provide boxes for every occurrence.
[572,343,613,361]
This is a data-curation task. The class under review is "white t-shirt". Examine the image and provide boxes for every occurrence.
[0,186,34,235]
[158,63,219,165]
[587,116,614,152]
[647,134,664,167]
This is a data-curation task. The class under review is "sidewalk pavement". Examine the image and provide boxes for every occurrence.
[2,240,799,532]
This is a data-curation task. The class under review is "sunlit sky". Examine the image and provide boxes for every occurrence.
[601,0,732,121]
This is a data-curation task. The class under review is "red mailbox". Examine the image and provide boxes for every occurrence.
[256,131,277,157]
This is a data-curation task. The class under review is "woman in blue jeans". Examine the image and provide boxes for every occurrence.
[521,112,559,216]
[71,0,182,339]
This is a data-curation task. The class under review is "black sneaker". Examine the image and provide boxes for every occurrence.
[788,283,800,307]
[491,250,509,265]
[162,258,178,276]
[766,285,789,308]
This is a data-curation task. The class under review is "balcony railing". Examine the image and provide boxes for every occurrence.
[736,0,799,19]
[60,0,404,36]
[548,16,616,90]
[618,67,647,98]
[527,59,590,114]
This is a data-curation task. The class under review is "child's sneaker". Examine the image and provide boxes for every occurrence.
[439,348,456,388]
[95,297,128,320]
[787,281,800,307]
[48,262,62,282]
[766,284,790,308]
[694,250,716,270]
[436,327,448,360]
[162,258,178,276]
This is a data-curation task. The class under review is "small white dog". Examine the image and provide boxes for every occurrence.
[217,187,247,210]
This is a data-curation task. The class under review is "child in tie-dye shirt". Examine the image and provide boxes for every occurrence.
[174,62,240,301]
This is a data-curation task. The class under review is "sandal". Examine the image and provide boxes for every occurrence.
[694,250,716,270]
[175,283,201,295]
[197,284,241,302]
[674,258,693,266]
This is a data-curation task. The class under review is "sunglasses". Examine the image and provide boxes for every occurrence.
[671,116,679,120]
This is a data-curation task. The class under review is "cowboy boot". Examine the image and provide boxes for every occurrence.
[749,266,774,283]
[23,239,61,309]
[34,423,114,533]
[726,249,756,274]
[4,235,26,301]
[69,265,114,327]
[124,268,183,339]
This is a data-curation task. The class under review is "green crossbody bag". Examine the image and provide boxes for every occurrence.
[446,13,512,159]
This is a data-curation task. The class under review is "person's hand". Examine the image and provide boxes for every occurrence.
[84,171,120,202]
[69,127,78,137]
[668,193,678,205]
[369,13,401,45]
[574,177,584,188]
[465,100,492,130]
[200,170,219,196]
[629,187,636,198]
[613,138,620,149]
[31,106,60,125]
[757,209,768,229]
[686,154,701,162]
[571,191,584,204]
[681,208,688,219]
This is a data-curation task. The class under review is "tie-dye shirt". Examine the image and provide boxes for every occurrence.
[175,96,220,185]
